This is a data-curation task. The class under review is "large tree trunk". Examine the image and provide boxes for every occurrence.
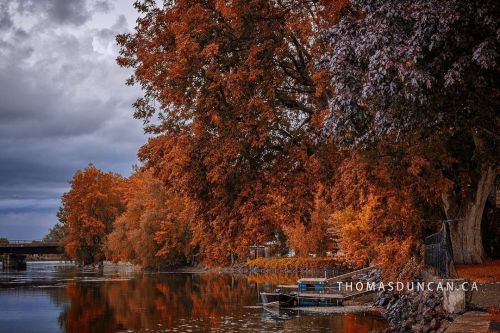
[444,164,496,264]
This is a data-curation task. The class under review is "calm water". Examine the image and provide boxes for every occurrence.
[0,262,387,333]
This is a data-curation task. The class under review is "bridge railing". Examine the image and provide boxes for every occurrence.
[0,240,63,246]
[6,240,43,244]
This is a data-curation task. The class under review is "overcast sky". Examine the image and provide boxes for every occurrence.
[0,0,145,239]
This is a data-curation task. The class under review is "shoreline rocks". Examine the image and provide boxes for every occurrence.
[375,289,457,333]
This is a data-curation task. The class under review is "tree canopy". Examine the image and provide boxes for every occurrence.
[117,0,351,264]
[57,0,499,276]
[106,169,193,268]
[60,165,125,264]
[321,0,499,264]
[322,0,499,146]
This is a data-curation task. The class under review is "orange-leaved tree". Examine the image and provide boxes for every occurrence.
[281,189,334,257]
[119,0,348,265]
[59,165,125,264]
[106,169,194,268]
[328,138,453,279]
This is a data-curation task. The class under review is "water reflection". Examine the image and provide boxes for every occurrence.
[0,263,387,333]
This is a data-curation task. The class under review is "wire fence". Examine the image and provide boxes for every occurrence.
[424,222,455,277]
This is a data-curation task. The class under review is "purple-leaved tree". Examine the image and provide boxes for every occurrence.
[321,0,499,264]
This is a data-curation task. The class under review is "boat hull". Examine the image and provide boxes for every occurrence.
[260,292,297,307]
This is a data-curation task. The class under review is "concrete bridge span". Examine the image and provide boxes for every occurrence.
[0,240,64,269]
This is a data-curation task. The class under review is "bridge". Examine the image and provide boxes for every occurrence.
[0,240,64,269]
[0,240,64,255]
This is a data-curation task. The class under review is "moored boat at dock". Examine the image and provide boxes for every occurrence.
[260,289,297,307]
[259,266,380,308]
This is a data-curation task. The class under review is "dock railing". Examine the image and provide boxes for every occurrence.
[297,266,381,300]
[325,265,381,285]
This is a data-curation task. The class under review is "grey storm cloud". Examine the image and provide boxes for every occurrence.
[0,0,144,239]
[0,4,14,31]
[13,0,114,26]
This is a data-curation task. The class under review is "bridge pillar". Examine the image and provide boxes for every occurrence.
[2,254,27,270]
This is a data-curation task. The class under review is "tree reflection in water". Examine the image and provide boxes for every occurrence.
[53,273,387,333]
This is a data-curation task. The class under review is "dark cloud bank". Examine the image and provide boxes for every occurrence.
[0,0,144,238]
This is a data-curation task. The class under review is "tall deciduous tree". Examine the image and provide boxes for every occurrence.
[322,0,499,264]
[118,0,347,264]
[106,169,193,268]
[60,165,125,264]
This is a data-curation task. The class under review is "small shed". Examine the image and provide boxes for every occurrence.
[248,244,269,259]
[248,241,281,259]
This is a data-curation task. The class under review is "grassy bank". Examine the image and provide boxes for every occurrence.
[245,256,357,271]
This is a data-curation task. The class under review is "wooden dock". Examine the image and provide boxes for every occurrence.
[297,292,344,299]
[275,265,381,305]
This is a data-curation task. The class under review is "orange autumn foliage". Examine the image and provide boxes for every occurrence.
[245,273,298,285]
[331,197,422,281]
[331,194,421,277]
[246,256,356,271]
[106,169,194,268]
[56,0,483,278]
[61,165,125,265]
[282,192,333,256]
[119,0,349,266]
[328,142,452,279]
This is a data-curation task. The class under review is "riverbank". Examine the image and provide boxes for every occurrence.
[245,256,357,272]
[373,278,500,333]
[102,256,356,275]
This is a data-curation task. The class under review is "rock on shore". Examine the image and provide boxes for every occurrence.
[375,289,457,333]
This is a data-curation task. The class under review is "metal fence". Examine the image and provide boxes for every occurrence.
[424,222,455,278]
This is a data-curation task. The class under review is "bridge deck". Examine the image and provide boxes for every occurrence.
[0,240,64,255]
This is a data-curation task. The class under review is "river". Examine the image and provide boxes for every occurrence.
[0,262,387,333]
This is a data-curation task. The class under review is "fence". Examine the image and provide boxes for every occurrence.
[424,222,455,278]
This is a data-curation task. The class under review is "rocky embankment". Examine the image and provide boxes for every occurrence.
[375,289,456,333]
